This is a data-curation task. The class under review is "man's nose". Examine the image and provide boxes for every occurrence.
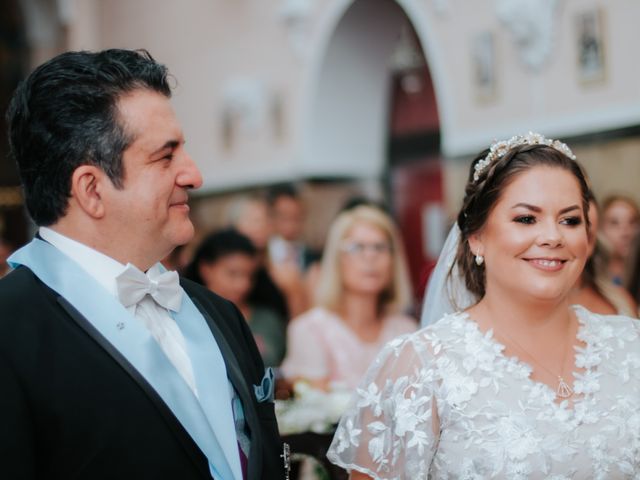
[178,152,203,190]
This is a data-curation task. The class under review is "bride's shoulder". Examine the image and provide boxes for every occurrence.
[573,304,640,341]
[422,310,473,333]
[391,311,471,348]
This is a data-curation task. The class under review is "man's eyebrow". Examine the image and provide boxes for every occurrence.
[511,203,581,214]
[151,139,180,156]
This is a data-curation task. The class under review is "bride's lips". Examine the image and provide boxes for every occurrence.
[523,257,567,272]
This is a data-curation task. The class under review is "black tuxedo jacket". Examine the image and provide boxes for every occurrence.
[0,266,285,479]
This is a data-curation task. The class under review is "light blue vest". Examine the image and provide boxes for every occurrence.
[9,239,243,480]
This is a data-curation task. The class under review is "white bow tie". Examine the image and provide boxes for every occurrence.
[115,263,183,312]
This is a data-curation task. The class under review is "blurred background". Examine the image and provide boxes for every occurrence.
[1,0,639,305]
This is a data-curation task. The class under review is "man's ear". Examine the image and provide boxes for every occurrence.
[70,165,108,219]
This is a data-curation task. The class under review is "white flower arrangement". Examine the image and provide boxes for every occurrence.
[275,381,353,435]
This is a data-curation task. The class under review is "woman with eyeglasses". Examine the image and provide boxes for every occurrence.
[280,205,416,391]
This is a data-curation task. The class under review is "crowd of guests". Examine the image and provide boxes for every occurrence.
[1,160,639,399]
[163,186,421,397]
[160,156,640,480]
[10,47,640,480]
[161,176,640,404]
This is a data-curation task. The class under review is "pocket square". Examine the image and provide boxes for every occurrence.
[253,367,275,403]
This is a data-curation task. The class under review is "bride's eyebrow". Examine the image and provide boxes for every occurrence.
[510,203,541,212]
[510,203,581,215]
[559,205,581,214]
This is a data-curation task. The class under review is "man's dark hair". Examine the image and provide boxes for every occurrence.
[266,183,300,206]
[6,49,171,225]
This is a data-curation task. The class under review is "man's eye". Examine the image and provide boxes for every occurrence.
[514,215,536,225]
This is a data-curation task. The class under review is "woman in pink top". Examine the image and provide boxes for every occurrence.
[281,205,416,390]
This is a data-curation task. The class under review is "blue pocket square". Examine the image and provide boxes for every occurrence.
[253,367,275,403]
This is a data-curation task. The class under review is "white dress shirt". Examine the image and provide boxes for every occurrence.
[39,227,198,395]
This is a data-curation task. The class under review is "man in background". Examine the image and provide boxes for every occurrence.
[267,184,319,273]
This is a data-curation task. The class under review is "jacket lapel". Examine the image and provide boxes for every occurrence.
[189,298,263,479]
[56,296,211,478]
[9,239,237,480]
[172,296,244,480]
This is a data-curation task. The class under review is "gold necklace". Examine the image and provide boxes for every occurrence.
[495,325,574,399]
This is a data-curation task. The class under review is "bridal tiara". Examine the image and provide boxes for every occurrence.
[473,132,577,182]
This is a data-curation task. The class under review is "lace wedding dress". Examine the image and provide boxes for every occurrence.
[327,306,640,479]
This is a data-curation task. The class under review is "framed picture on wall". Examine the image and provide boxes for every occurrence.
[471,31,497,103]
[576,7,606,85]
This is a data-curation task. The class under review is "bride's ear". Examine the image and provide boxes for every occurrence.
[467,233,483,257]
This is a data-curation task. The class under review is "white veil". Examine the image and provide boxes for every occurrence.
[420,223,477,327]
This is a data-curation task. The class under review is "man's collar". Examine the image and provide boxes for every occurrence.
[39,226,127,297]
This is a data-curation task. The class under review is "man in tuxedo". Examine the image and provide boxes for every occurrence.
[0,49,286,479]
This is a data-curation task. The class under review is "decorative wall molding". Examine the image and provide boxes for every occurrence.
[495,0,559,71]
[219,77,269,151]
[277,0,316,59]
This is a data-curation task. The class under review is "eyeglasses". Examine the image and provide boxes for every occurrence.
[340,241,393,256]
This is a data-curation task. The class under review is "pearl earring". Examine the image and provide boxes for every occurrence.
[475,251,484,266]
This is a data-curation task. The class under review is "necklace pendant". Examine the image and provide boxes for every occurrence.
[557,376,573,398]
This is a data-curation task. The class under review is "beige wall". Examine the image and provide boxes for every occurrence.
[427,0,640,155]
[575,137,640,207]
[21,0,640,229]
[52,0,636,191]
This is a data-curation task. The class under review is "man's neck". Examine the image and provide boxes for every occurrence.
[46,223,157,272]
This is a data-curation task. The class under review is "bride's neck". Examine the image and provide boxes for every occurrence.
[472,288,574,339]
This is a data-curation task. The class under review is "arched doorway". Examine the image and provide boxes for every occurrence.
[304,0,444,306]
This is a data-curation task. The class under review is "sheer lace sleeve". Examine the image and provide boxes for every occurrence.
[327,332,438,479]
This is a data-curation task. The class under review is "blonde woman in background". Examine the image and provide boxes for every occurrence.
[281,205,416,391]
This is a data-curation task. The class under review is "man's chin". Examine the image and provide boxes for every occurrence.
[169,223,195,248]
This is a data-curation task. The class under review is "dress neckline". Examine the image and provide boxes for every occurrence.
[455,305,595,410]
[320,307,389,347]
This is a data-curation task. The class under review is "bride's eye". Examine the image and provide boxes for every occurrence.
[560,216,583,226]
[514,215,536,225]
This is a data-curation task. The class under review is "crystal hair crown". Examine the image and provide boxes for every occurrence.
[473,132,577,182]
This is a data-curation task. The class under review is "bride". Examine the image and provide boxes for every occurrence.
[327,133,640,479]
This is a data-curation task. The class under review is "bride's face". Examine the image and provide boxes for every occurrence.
[469,166,589,303]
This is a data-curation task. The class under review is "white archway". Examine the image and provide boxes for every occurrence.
[300,0,453,179]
